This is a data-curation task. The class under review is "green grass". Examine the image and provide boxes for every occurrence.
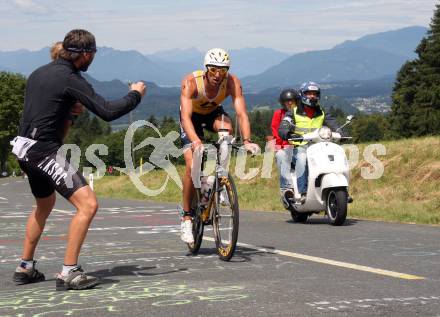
[95,136,440,224]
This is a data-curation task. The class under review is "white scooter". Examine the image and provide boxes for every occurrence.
[286,116,353,226]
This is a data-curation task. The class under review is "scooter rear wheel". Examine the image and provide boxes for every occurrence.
[289,207,309,223]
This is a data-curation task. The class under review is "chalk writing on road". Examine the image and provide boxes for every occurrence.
[306,296,440,312]
[0,279,249,316]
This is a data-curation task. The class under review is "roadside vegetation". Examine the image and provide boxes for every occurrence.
[95,135,440,225]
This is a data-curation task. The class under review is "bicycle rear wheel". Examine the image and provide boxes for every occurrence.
[187,191,204,254]
[212,174,239,261]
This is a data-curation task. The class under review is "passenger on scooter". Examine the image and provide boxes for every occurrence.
[270,89,300,208]
[278,81,339,204]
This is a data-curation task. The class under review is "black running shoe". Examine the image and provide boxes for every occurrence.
[56,266,100,291]
[282,189,294,208]
[13,261,45,285]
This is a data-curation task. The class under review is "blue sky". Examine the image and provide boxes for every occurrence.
[0,0,437,53]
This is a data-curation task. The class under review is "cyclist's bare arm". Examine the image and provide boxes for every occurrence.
[227,75,252,142]
[180,74,201,148]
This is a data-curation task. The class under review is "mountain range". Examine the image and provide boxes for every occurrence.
[0,26,428,122]
[0,46,289,85]
[82,73,392,125]
[0,26,427,91]
[242,26,427,92]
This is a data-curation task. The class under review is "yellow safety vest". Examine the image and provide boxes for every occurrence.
[191,70,228,115]
[291,106,325,146]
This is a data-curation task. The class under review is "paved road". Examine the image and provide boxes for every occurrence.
[1,178,440,316]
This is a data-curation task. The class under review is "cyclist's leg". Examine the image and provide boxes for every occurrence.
[179,112,205,243]
[211,107,233,133]
[180,112,203,219]
[210,109,235,207]
[182,148,195,219]
[181,150,195,244]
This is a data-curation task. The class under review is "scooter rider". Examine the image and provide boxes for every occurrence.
[271,89,300,207]
[278,81,339,203]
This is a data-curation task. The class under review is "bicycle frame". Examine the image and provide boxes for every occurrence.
[188,129,241,260]
[199,140,230,224]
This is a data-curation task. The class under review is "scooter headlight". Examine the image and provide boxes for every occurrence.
[318,126,332,140]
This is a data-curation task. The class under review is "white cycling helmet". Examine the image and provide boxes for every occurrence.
[204,48,231,68]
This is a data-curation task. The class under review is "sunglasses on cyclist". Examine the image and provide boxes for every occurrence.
[206,66,229,75]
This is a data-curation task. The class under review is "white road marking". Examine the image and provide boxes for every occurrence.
[90,225,180,231]
[0,197,7,200]
[202,237,425,280]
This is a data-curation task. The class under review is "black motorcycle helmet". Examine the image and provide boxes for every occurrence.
[279,89,300,110]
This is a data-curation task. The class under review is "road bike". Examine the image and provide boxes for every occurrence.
[187,129,240,261]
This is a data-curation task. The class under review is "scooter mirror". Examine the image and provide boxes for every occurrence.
[346,115,354,122]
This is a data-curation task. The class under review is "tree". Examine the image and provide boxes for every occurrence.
[0,72,26,171]
[147,114,159,128]
[390,4,440,137]
[351,114,391,143]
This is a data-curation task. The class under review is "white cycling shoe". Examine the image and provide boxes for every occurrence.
[180,219,194,244]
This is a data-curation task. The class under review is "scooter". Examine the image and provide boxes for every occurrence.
[285,116,353,226]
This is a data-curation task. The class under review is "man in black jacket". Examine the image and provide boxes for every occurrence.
[11,29,146,290]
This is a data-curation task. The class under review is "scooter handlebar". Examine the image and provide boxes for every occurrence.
[287,130,352,144]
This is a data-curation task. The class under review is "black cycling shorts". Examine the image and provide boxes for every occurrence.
[180,106,230,149]
[19,150,88,199]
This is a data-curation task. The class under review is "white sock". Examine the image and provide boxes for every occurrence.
[17,259,34,271]
[61,264,78,276]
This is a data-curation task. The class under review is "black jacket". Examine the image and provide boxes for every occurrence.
[19,58,141,154]
[278,103,339,141]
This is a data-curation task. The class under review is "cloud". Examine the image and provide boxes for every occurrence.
[0,0,437,53]
[9,0,50,14]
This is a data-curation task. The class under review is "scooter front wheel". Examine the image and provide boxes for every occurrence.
[326,188,348,226]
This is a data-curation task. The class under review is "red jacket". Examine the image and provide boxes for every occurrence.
[271,108,290,149]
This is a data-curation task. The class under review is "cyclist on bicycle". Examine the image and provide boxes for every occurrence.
[179,48,259,243]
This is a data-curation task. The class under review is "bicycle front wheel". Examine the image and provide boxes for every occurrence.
[187,192,204,254]
[212,174,239,261]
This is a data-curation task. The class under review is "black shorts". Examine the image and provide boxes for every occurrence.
[19,150,88,199]
[180,106,230,149]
